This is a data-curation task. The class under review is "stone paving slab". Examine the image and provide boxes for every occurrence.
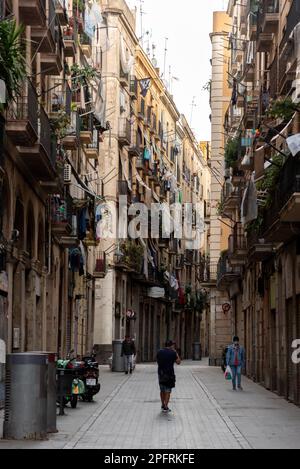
[1,361,300,449]
[195,365,300,450]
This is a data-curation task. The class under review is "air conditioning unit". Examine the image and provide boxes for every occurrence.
[64,164,72,184]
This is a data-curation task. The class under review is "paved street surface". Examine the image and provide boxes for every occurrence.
[1,360,300,449]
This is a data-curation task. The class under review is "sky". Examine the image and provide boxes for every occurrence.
[126,0,227,141]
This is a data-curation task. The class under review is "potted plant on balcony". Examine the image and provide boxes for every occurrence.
[225,136,240,170]
[50,110,71,141]
[0,19,26,110]
[256,153,285,209]
[267,97,300,124]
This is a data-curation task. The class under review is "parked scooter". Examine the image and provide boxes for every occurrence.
[57,358,85,409]
[81,355,101,402]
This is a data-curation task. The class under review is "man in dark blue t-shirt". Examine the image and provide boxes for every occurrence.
[157,340,181,413]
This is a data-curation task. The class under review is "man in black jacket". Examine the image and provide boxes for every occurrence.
[121,336,136,374]
[157,340,181,413]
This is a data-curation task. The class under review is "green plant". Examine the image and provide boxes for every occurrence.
[245,215,264,234]
[71,64,97,89]
[225,137,239,169]
[267,97,299,122]
[0,19,26,108]
[50,110,71,140]
[256,153,285,208]
[73,0,85,13]
[120,241,144,271]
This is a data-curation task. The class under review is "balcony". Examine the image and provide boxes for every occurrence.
[63,23,77,58]
[221,183,240,214]
[84,130,99,160]
[120,69,129,88]
[94,252,107,279]
[249,10,258,41]
[61,111,80,150]
[17,106,57,181]
[260,0,279,34]
[278,49,296,96]
[31,0,56,53]
[231,169,245,188]
[135,156,145,170]
[50,85,72,118]
[262,156,300,242]
[129,131,142,158]
[55,0,68,25]
[40,44,63,76]
[129,76,138,99]
[199,261,218,286]
[247,230,274,261]
[217,253,242,291]
[19,0,46,26]
[118,118,131,147]
[228,224,247,266]
[50,194,73,237]
[79,111,93,145]
[80,32,92,58]
[6,82,38,147]
[257,32,273,52]
[279,0,300,55]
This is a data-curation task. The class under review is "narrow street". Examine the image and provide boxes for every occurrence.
[1,361,300,450]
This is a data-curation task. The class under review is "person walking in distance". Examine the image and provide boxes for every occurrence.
[157,340,181,413]
[226,336,246,391]
[121,335,136,375]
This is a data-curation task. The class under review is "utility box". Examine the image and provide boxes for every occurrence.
[33,352,57,433]
[4,353,48,440]
[112,340,125,372]
[192,343,202,361]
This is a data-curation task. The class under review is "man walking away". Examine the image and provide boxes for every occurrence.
[157,340,181,413]
[226,336,245,391]
[121,336,136,375]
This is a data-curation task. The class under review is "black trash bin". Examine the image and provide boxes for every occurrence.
[193,343,202,361]
[56,368,74,416]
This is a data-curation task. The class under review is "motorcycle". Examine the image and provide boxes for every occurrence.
[81,355,101,402]
[57,358,85,409]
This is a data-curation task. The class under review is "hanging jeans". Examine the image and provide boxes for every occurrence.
[231,365,242,389]
[124,355,134,373]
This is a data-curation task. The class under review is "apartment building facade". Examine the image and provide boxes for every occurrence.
[205,11,233,366]
[0,0,212,413]
[0,0,109,407]
[93,0,212,362]
[215,0,300,406]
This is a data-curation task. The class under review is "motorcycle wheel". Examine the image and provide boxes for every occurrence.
[87,395,93,403]
[71,395,78,409]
